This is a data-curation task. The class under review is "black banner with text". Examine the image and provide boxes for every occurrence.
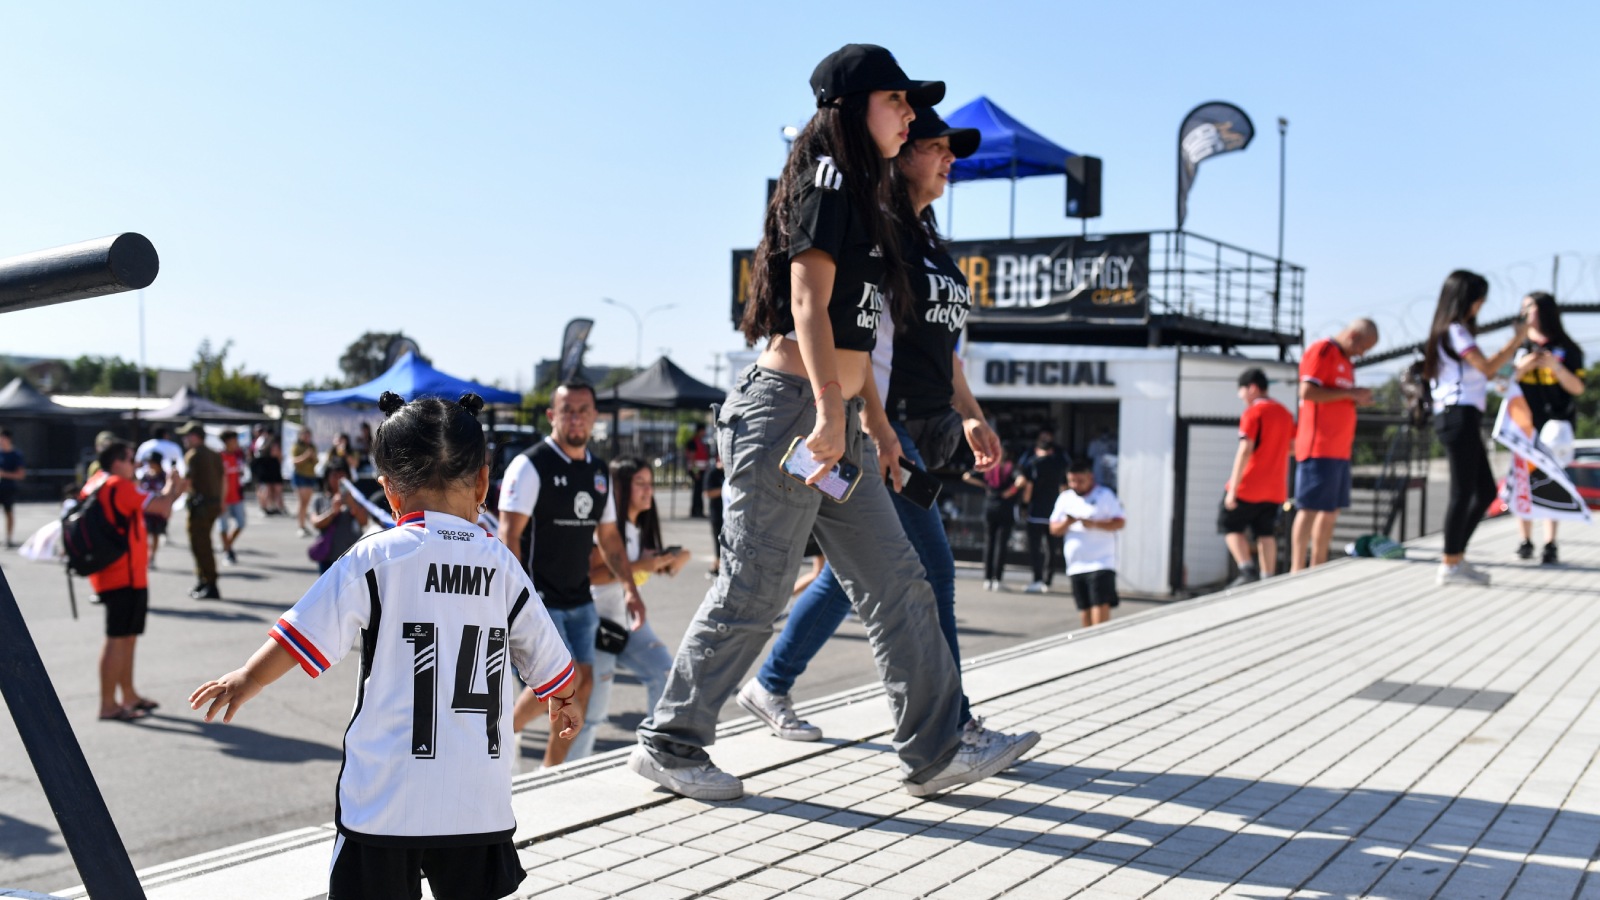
[731,232,1149,328]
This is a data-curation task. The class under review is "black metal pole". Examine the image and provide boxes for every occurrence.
[0,233,159,315]
[1272,117,1288,333]
[0,565,147,898]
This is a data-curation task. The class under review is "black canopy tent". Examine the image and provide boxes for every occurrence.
[0,378,116,497]
[596,357,723,519]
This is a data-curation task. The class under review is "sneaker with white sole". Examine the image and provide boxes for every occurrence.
[962,716,1041,757]
[1436,563,1490,586]
[1024,581,1047,594]
[628,746,743,800]
[905,729,1031,798]
[737,680,822,741]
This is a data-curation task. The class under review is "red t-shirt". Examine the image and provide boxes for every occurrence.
[1295,338,1357,461]
[222,449,246,505]
[81,473,149,594]
[1231,397,1294,504]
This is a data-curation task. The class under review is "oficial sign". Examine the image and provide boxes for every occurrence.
[730,232,1149,327]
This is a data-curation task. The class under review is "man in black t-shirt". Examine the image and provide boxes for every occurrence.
[1017,430,1068,593]
[499,382,642,766]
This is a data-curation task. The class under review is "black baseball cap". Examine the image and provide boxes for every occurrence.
[1237,368,1269,391]
[907,107,980,159]
[810,44,944,108]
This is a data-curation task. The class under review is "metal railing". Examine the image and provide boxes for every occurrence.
[1152,230,1304,339]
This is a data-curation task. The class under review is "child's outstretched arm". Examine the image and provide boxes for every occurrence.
[189,640,300,724]
[548,684,583,740]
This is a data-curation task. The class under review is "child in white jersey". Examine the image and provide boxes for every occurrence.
[191,392,580,900]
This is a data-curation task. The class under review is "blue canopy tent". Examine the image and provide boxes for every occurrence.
[944,96,1076,237]
[304,351,520,406]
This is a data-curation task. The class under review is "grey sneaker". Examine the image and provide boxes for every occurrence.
[1024,581,1048,594]
[1227,564,1260,588]
[905,729,1031,798]
[628,746,743,801]
[1436,564,1490,586]
[737,680,822,741]
[963,716,1041,757]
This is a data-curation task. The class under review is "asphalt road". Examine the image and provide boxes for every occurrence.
[0,492,1163,893]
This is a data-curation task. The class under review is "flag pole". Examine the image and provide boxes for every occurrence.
[1273,117,1288,333]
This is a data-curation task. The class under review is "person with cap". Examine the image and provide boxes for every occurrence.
[178,420,225,599]
[633,44,1032,802]
[1220,368,1295,586]
[740,105,1037,760]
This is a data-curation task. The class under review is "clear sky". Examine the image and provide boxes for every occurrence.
[2,2,1596,391]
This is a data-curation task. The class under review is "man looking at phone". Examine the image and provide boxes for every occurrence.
[1049,458,1126,629]
[499,382,643,766]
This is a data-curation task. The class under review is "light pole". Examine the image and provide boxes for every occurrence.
[1272,116,1289,334]
[602,297,676,370]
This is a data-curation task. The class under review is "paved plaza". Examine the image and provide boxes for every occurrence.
[15,511,1598,899]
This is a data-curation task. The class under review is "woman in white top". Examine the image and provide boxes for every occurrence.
[567,456,687,760]
[1423,270,1527,585]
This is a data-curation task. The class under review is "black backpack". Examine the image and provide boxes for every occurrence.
[62,479,131,577]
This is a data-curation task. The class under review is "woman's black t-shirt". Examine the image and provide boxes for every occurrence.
[1516,338,1587,425]
[770,156,885,352]
[887,228,972,418]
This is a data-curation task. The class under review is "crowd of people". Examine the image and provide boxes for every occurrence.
[0,41,1584,900]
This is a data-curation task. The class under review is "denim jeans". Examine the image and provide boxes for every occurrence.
[757,420,971,725]
[567,617,672,760]
[638,366,963,782]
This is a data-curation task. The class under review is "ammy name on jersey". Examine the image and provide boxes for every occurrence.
[423,563,498,596]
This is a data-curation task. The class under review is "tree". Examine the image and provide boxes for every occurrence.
[193,339,264,411]
[338,332,428,387]
[58,355,158,395]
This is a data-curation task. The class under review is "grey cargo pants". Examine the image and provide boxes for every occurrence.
[637,365,962,782]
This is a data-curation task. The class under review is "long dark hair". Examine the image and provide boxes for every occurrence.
[1526,291,1585,370]
[892,139,946,255]
[609,456,660,552]
[740,95,913,345]
[1422,270,1489,381]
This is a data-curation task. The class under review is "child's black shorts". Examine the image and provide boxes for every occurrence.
[1069,570,1119,611]
[100,588,149,638]
[328,834,524,900]
[1217,498,1280,540]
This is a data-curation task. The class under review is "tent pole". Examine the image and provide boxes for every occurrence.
[1008,157,1017,239]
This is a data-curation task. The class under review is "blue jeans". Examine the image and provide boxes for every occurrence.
[568,617,672,760]
[544,603,598,667]
[757,420,971,725]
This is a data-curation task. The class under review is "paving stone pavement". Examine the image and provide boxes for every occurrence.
[60,517,1600,899]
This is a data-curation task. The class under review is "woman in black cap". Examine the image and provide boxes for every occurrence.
[634,45,1031,801]
[742,106,1037,757]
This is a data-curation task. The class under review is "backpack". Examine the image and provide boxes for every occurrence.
[62,478,131,577]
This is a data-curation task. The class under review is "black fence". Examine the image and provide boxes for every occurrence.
[1153,230,1305,339]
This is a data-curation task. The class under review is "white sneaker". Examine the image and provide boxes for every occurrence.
[1024,581,1048,594]
[628,746,743,800]
[982,579,993,591]
[1436,564,1490,586]
[962,716,1042,757]
[905,729,1031,798]
[737,680,822,741]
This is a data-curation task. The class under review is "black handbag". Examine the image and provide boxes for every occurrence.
[595,617,630,655]
[899,408,966,470]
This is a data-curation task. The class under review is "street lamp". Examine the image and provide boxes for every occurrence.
[602,297,676,369]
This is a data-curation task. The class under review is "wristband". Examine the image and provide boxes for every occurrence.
[814,381,842,407]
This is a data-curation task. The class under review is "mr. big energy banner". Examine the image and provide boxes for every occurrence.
[730,232,1150,327]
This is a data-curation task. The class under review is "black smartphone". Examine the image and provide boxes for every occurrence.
[897,457,943,510]
[660,545,683,556]
[779,436,862,502]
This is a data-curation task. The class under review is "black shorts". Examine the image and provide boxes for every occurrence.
[1217,498,1280,539]
[144,513,168,537]
[100,587,149,638]
[1069,570,1119,611]
[0,487,14,513]
[328,835,524,900]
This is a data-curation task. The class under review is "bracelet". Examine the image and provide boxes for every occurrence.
[814,381,842,407]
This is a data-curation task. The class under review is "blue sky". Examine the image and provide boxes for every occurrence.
[2,2,1595,391]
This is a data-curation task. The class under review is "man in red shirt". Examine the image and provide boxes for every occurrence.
[1292,319,1378,571]
[218,429,249,566]
[1220,369,1295,586]
[84,440,181,720]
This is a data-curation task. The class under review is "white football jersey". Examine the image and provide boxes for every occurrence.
[272,509,573,845]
